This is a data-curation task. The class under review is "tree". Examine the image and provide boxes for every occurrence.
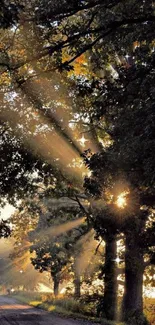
[8,200,48,291]
[81,45,155,321]
[31,240,68,296]
[30,197,88,296]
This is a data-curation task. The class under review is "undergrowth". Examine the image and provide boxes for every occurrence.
[11,292,155,325]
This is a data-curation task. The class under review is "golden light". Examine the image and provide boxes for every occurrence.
[38,283,53,293]
[113,257,123,264]
[38,217,85,241]
[78,135,88,147]
[116,192,128,209]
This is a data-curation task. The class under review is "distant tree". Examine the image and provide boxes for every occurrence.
[31,239,69,296]
[30,201,88,297]
[8,200,47,290]
[9,200,39,265]
[0,220,11,238]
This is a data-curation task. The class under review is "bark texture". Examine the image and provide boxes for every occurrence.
[53,275,60,297]
[102,234,117,320]
[122,232,144,320]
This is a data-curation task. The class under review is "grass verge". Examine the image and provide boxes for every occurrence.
[10,292,115,325]
[11,292,154,325]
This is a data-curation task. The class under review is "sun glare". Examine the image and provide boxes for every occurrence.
[116,192,128,209]
[78,135,88,147]
[114,257,123,264]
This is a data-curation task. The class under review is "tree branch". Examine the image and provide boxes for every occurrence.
[27,0,107,22]
[6,14,155,74]
[74,196,91,222]
[94,239,103,255]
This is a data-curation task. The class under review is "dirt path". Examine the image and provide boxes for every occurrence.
[0,295,100,325]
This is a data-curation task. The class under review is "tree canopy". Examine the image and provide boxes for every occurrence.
[0,1,155,324]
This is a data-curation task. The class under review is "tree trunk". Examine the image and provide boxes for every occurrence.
[122,233,144,321]
[74,275,81,298]
[101,233,117,320]
[74,258,81,298]
[53,275,60,297]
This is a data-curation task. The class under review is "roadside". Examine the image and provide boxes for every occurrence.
[10,292,155,325]
[0,295,102,325]
[10,292,114,325]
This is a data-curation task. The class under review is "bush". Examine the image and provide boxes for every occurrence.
[144,298,155,325]
[41,293,55,302]
[40,295,97,317]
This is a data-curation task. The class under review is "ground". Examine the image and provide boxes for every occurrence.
[0,295,100,325]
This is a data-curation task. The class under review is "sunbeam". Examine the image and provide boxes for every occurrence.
[21,74,99,153]
[35,217,85,241]
[74,229,99,276]
[1,89,88,182]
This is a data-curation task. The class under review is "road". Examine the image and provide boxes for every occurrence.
[0,295,100,325]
